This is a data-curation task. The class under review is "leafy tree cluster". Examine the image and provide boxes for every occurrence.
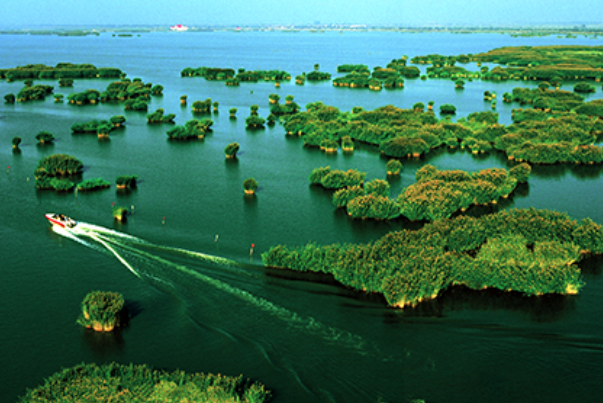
[101,78,154,104]
[180,67,236,80]
[505,87,584,111]
[17,362,270,403]
[167,119,213,139]
[236,69,291,82]
[246,115,266,129]
[192,98,212,113]
[499,113,603,164]
[426,65,481,79]
[147,108,176,124]
[71,117,123,136]
[15,84,53,102]
[332,68,405,90]
[269,94,300,116]
[34,154,83,190]
[76,291,125,332]
[470,45,603,81]
[0,63,121,80]
[77,178,111,191]
[116,175,138,188]
[337,64,370,74]
[285,103,603,165]
[35,131,55,143]
[333,179,400,220]
[184,67,291,83]
[66,89,101,105]
[262,208,601,308]
[285,103,438,155]
[396,165,528,221]
[309,166,366,189]
[306,71,332,81]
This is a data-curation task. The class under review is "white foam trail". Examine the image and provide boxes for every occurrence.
[85,232,141,278]
[93,231,365,350]
[54,221,366,351]
[52,225,94,248]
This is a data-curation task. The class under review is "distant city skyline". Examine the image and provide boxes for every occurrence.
[2,0,602,28]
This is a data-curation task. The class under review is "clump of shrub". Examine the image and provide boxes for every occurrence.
[77,178,110,191]
[17,362,270,403]
[116,175,137,189]
[76,291,125,332]
[225,142,240,158]
[243,178,258,194]
[309,166,366,189]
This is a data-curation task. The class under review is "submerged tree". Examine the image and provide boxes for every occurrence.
[225,142,240,158]
[243,178,258,194]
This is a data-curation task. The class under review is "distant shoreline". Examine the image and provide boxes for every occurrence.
[1,25,603,37]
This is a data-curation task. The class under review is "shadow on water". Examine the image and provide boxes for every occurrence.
[80,327,126,358]
[578,254,603,279]
[529,162,603,180]
[383,285,578,323]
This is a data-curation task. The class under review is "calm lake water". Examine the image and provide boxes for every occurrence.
[1,31,603,403]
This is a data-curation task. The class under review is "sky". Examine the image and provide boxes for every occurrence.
[3,0,602,27]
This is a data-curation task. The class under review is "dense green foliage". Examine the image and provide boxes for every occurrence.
[12,136,21,147]
[284,102,603,165]
[192,98,212,113]
[34,154,83,190]
[263,208,599,307]
[113,206,129,221]
[110,115,127,127]
[182,66,291,83]
[35,131,55,143]
[246,115,266,129]
[147,108,176,124]
[386,159,403,175]
[507,87,584,111]
[76,291,125,332]
[167,119,213,139]
[17,362,270,403]
[309,166,366,189]
[0,63,121,80]
[225,142,240,158]
[116,175,137,188]
[306,71,332,81]
[243,178,259,193]
[77,178,111,191]
[16,84,53,102]
[470,45,603,81]
[71,118,115,135]
[397,165,525,221]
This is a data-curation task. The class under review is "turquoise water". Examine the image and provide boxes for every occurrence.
[1,31,603,402]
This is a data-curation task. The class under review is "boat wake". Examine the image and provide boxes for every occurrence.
[53,221,367,352]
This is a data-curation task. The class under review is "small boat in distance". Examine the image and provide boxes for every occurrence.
[45,213,77,229]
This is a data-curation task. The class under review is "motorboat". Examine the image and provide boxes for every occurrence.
[45,213,77,229]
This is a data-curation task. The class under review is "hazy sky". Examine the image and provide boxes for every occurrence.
[3,0,602,27]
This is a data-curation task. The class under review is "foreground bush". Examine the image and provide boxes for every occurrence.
[17,362,270,403]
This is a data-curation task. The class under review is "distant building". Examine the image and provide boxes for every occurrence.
[170,24,189,32]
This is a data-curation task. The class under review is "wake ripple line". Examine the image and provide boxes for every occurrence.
[89,231,365,351]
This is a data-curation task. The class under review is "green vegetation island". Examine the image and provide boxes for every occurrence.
[76,291,126,332]
[6,35,603,402]
[262,208,601,308]
[17,362,270,403]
